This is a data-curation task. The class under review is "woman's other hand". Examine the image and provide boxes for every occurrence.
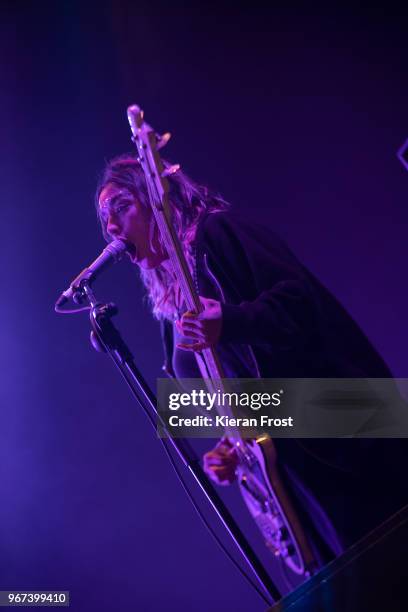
[203,437,239,486]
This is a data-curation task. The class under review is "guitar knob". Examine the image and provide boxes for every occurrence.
[285,544,296,558]
[278,527,289,541]
[157,132,172,150]
[162,164,180,177]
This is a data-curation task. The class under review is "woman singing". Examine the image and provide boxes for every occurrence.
[96,153,407,564]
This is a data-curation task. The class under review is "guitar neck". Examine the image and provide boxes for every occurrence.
[127,105,244,444]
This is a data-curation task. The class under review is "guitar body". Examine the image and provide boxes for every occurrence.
[237,435,317,576]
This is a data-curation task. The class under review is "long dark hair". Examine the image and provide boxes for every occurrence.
[95,154,230,319]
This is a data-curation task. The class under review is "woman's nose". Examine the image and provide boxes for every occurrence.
[107,215,121,237]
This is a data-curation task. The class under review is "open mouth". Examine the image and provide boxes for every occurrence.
[121,240,138,262]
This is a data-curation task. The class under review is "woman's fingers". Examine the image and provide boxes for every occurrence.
[180,321,202,332]
[203,438,238,486]
[203,442,239,486]
[176,298,222,348]
[204,463,237,483]
[176,325,206,340]
[205,454,232,466]
[176,318,202,332]
[176,341,208,352]
[206,467,236,485]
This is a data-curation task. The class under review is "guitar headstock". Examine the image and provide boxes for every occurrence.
[127,105,180,210]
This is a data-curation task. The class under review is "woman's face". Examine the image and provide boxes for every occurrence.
[98,183,167,269]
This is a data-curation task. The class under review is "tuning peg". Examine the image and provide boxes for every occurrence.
[157,132,171,150]
[161,164,180,178]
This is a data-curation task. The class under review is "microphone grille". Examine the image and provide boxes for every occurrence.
[105,239,128,261]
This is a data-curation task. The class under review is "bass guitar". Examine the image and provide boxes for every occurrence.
[126,104,317,578]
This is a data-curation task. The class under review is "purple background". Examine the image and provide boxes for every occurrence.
[2,2,407,610]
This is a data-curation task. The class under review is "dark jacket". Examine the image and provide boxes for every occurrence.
[160,211,407,554]
[162,211,392,379]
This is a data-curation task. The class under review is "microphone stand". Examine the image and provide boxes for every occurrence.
[81,281,281,605]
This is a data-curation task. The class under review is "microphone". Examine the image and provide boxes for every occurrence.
[55,239,128,309]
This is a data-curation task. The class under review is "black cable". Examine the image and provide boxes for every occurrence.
[55,305,91,314]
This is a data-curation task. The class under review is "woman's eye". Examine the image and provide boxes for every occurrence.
[99,199,132,223]
[115,202,132,214]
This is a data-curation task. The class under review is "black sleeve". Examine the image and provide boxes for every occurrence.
[199,212,319,348]
[221,281,316,346]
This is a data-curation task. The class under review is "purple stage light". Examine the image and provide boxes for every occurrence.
[397,138,408,171]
